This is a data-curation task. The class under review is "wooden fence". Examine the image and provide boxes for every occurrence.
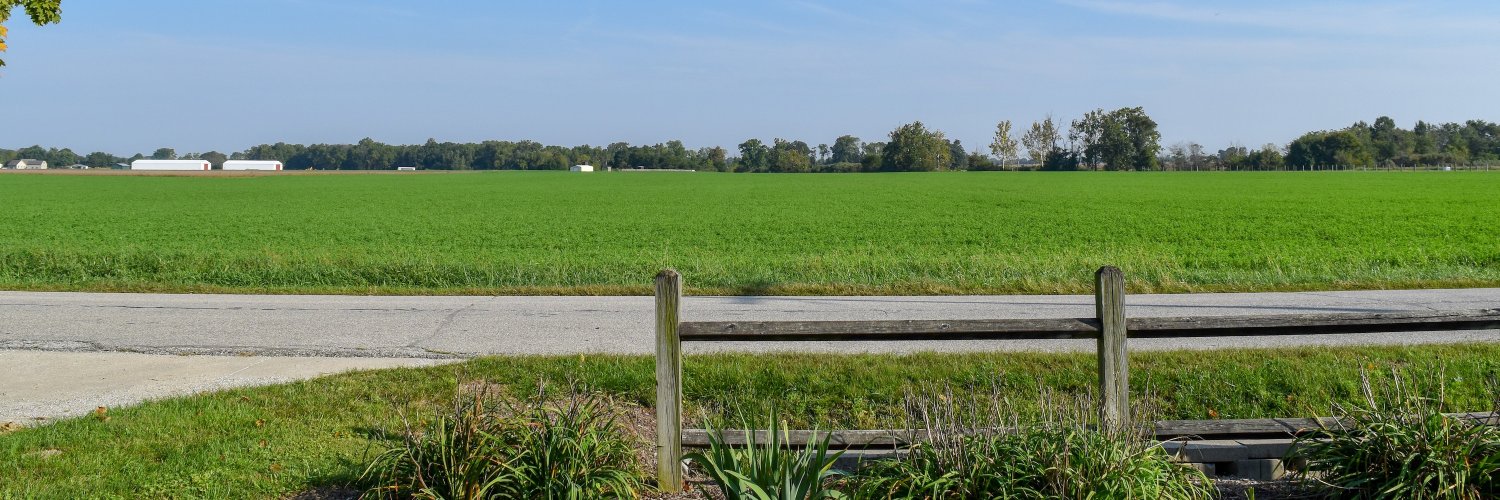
[651,267,1500,492]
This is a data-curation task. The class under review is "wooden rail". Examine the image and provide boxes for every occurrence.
[651,267,1500,491]
[678,412,1500,449]
[677,309,1500,341]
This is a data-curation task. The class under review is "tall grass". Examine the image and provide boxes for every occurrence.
[1290,368,1500,499]
[360,381,640,499]
[2,171,1499,294]
[850,386,1215,499]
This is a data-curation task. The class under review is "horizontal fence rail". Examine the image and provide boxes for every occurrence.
[651,266,1499,491]
[679,318,1100,341]
[679,309,1500,342]
[680,412,1500,449]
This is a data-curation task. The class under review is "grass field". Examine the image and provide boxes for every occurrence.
[2,170,1497,295]
[5,345,1498,496]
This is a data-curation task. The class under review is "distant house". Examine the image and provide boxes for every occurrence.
[3,159,47,170]
[62,164,90,170]
[570,165,595,172]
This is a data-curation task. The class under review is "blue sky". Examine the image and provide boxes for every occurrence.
[3,0,1498,156]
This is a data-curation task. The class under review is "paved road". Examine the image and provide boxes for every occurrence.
[3,289,1498,358]
[3,289,1498,424]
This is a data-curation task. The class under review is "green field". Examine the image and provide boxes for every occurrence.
[2,171,1497,295]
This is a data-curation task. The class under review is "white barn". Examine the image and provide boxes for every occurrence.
[570,164,595,172]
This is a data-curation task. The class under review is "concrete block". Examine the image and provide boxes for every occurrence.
[1221,459,1286,480]
[831,450,900,472]
[1161,440,1249,462]
[1236,438,1294,459]
[1181,462,1216,478]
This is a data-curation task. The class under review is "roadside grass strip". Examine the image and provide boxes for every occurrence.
[4,344,1500,496]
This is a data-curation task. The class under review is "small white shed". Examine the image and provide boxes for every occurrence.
[570,165,595,172]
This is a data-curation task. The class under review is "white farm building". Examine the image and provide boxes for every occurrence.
[223,160,283,171]
[570,164,595,172]
[131,159,211,171]
[3,159,47,170]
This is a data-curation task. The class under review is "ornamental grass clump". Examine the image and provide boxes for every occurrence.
[360,381,640,499]
[850,386,1214,499]
[1290,368,1500,500]
[685,411,848,500]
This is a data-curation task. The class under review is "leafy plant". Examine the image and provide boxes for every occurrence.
[685,412,847,499]
[1290,369,1500,499]
[850,385,1213,499]
[360,382,640,499]
[851,425,1213,499]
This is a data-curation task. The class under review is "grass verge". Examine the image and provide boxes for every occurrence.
[4,344,1499,496]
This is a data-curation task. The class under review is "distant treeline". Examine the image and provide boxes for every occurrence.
[5,112,1498,172]
[1166,117,1500,171]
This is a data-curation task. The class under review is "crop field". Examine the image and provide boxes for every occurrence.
[1,170,1497,295]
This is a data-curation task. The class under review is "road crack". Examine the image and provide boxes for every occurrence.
[406,301,477,348]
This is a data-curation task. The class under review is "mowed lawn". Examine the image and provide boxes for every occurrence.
[2,171,1497,295]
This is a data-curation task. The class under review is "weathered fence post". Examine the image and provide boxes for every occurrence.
[654,269,684,492]
[1095,266,1130,433]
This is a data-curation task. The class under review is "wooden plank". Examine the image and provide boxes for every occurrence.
[1095,266,1129,432]
[654,270,684,493]
[678,318,1100,341]
[1152,417,1331,438]
[682,412,1500,448]
[1127,309,1500,338]
[676,309,1500,342]
[681,429,917,448]
[1154,413,1500,437]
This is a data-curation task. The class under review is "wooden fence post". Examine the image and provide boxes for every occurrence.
[1095,266,1129,433]
[655,269,684,492]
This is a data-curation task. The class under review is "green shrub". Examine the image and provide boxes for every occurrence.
[848,385,1212,499]
[1290,370,1500,499]
[850,425,1214,499]
[360,384,640,499]
[685,412,848,499]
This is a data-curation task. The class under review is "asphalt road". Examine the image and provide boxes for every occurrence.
[3,288,1499,358]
